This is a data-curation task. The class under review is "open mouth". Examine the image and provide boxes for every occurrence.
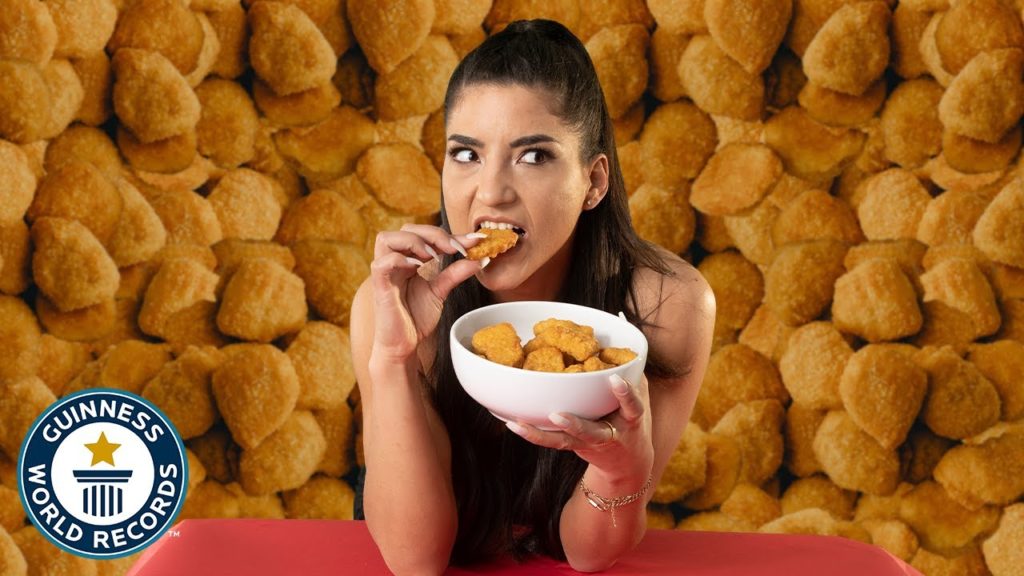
[476,221,527,238]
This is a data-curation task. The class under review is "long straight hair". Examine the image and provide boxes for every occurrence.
[430,20,675,565]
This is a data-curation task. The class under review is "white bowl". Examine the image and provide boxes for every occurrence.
[450,301,649,430]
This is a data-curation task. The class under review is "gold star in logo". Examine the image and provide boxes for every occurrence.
[84,431,121,467]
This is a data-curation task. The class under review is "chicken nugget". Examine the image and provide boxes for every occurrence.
[759,508,850,539]
[0,61,53,144]
[880,78,944,168]
[585,25,648,119]
[798,80,886,128]
[646,0,705,35]
[217,259,307,343]
[721,201,776,267]
[772,189,863,247]
[207,169,282,241]
[0,484,25,534]
[934,429,1024,510]
[34,334,91,396]
[839,345,927,451]
[149,189,224,247]
[899,480,1001,554]
[179,479,241,519]
[239,410,325,496]
[118,125,197,174]
[698,251,762,333]
[915,189,989,248]
[813,410,899,495]
[832,258,922,342]
[711,400,784,485]
[784,403,824,478]
[375,35,458,121]
[982,503,1024,576]
[249,2,335,96]
[356,143,439,217]
[192,79,259,168]
[282,475,355,520]
[891,4,929,80]
[649,28,689,103]
[108,0,203,75]
[936,0,1024,77]
[283,322,354,411]
[252,80,336,129]
[70,51,112,126]
[629,183,696,254]
[31,218,119,313]
[562,364,585,373]
[0,377,54,460]
[763,107,865,182]
[652,422,707,504]
[973,177,1024,268]
[11,526,97,576]
[939,49,1024,146]
[35,294,116,342]
[781,475,856,520]
[968,341,1024,421]
[47,0,117,59]
[430,0,489,35]
[39,59,83,140]
[943,126,1022,175]
[859,519,919,562]
[43,125,119,180]
[912,300,976,353]
[523,347,565,373]
[916,346,1001,440]
[691,144,781,216]
[707,2,786,73]
[764,239,847,326]
[803,2,890,96]
[465,228,519,261]
[274,190,365,248]
[738,304,793,364]
[599,347,637,366]
[348,0,432,73]
[420,108,446,173]
[844,240,926,295]
[0,141,35,226]
[0,0,57,66]
[855,169,931,241]
[64,340,171,397]
[535,325,599,364]
[921,258,1000,338]
[141,346,222,440]
[212,344,300,451]
[679,35,763,121]
[582,356,614,372]
[138,258,218,338]
[29,160,123,247]
[719,483,781,528]
[208,1,248,80]
[534,318,595,337]
[275,106,376,183]
[105,177,167,268]
[291,239,369,325]
[778,323,849,411]
[472,323,525,368]
[213,240,296,286]
[112,49,201,144]
[639,102,717,189]
[315,403,355,478]
[697,213,734,254]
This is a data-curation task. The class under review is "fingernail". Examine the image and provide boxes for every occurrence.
[610,374,628,394]
[405,257,425,267]
[467,232,488,239]
[449,238,468,257]
[480,257,491,269]
[506,421,527,436]
[548,413,570,428]
[424,245,441,262]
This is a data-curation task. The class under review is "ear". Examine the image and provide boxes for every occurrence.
[583,153,610,210]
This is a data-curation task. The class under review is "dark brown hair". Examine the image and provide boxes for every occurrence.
[431,19,675,566]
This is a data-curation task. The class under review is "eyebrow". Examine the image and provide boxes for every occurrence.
[447,134,560,148]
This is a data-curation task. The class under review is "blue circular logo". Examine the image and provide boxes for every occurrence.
[17,388,188,560]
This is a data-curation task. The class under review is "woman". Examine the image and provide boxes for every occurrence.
[350,19,716,574]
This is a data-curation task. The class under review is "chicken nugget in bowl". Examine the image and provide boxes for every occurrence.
[451,301,648,430]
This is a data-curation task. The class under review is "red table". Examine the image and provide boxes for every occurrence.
[126,519,922,575]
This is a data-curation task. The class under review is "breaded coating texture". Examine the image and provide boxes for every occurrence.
[523,347,565,373]
[599,347,637,366]
[466,228,518,260]
[535,325,600,363]
[249,1,337,96]
[471,322,525,368]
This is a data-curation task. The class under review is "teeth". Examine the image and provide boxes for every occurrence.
[479,221,515,230]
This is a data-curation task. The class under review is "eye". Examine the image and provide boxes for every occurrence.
[449,147,477,163]
[520,149,550,165]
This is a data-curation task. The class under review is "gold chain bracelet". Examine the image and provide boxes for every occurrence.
[579,474,653,528]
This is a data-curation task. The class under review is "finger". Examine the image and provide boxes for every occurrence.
[373,230,440,262]
[610,374,645,423]
[370,251,424,296]
[506,421,580,451]
[547,412,614,446]
[428,257,487,301]
[398,224,487,258]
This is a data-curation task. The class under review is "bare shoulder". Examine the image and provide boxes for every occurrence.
[631,247,717,380]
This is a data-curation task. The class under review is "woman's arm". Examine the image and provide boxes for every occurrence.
[351,281,458,576]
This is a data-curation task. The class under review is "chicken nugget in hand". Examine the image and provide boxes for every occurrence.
[466,227,518,260]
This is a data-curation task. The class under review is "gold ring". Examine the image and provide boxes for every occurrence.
[603,420,617,443]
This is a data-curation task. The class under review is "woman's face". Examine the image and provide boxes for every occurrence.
[443,83,606,301]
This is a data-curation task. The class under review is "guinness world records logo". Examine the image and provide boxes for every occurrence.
[17,388,188,559]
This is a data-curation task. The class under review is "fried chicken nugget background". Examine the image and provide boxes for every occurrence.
[2,0,1024,571]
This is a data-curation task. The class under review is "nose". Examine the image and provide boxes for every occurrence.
[475,156,517,206]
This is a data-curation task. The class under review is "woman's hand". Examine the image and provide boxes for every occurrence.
[505,373,655,483]
[369,223,486,364]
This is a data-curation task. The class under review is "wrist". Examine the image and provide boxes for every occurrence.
[582,462,653,495]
